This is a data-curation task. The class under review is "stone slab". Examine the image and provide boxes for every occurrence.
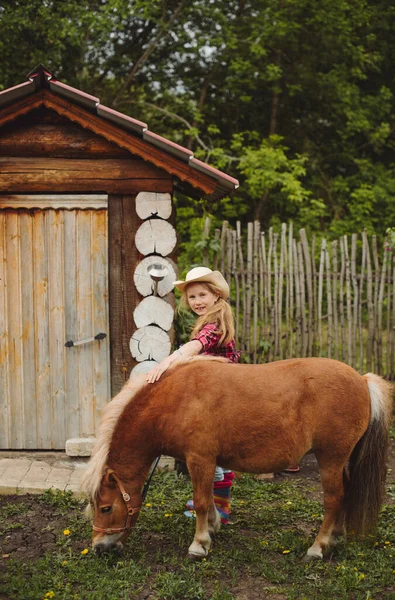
[65,438,96,457]
[23,463,52,483]
[22,482,66,494]
[45,468,73,484]
[0,483,19,494]
[0,458,33,469]
[1,466,30,483]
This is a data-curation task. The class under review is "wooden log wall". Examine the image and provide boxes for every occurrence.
[207,220,395,378]
[129,192,177,376]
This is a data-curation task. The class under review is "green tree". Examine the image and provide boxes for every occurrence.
[1,0,394,241]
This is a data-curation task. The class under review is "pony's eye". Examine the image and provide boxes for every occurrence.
[100,505,113,514]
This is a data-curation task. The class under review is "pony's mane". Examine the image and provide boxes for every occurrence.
[80,354,229,499]
[81,373,147,499]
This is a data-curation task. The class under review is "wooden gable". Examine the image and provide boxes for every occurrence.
[0,90,217,196]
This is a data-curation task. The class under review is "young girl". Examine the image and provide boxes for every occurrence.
[146,266,240,523]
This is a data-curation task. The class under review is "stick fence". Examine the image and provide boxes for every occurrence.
[208,220,395,378]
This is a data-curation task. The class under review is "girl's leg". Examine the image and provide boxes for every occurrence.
[213,471,234,524]
[185,468,234,524]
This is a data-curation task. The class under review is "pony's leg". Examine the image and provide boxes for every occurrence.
[208,497,221,535]
[186,459,216,559]
[331,469,349,541]
[307,464,345,560]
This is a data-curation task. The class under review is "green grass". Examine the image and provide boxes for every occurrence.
[1,470,395,599]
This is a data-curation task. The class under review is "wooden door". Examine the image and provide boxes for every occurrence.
[0,195,110,449]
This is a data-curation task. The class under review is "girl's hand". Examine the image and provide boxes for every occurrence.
[145,341,201,384]
[146,357,172,383]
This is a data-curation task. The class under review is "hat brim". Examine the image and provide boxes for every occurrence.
[173,271,229,299]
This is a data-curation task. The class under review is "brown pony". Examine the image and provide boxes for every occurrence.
[82,357,393,560]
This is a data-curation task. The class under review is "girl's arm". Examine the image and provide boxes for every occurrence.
[146,339,202,383]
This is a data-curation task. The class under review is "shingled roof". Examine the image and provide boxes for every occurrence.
[0,65,239,201]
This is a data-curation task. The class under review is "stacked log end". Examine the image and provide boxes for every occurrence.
[129,192,176,376]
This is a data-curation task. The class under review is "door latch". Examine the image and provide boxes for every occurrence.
[65,332,107,348]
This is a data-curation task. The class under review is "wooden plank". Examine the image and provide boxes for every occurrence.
[236,222,246,353]
[48,210,66,447]
[288,223,294,358]
[0,212,10,448]
[0,109,131,157]
[76,210,95,437]
[20,213,37,448]
[339,237,346,362]
[108,195,140,395]
[0,94,45,128]
[64,210,80,441]
[293,239,301,357]
[351,234,358,369]
[363,232,374,372]
[391,256,395,380]
[297,241,307,357]
[91,210,110,426]
[6,213,24,447]
[0,157,173,194]
[299,229,313,356]
[253,221,259,362]
[317,239,325,356]
[0,194,107,209]
[34,211,51,448]
[325,240,333,359]
[278,224,285,359]
[344,236,353,365]
[376,248,387,375]
[332,241,339,361]
[358,235,366,372]
[385,252,392,377]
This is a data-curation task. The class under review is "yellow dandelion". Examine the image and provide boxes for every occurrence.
[202,558,207,562]
[282,550,291,554]
[63,529,70,536]
[358,573,365,580]
[81,548,89,555]
[164,513,173,517]
[145,503,151,507]
[62,561,68,566]
[286,501,292,505]
[44,593,55,599]
[385,541,391,545]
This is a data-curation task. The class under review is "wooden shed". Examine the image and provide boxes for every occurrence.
[0,65,238,450]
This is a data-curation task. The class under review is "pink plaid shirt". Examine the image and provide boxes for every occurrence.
[192,323,240,363]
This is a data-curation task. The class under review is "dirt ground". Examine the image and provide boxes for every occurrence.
[0,441,394,600]
[1,441,395,563]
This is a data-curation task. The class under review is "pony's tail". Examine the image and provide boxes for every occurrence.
[344,374,393,537]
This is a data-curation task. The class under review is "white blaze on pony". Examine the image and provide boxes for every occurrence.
[81,357,393,560]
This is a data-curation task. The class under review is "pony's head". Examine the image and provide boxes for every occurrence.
[89,467,142,555]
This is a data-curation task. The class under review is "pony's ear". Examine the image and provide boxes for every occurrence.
[103,468,117,487]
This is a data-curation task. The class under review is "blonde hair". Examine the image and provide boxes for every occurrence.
[179,281,235,345]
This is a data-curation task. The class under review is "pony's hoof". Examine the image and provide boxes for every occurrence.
[304,549,323,562]
[208,522,221,536]
[187,551,206,561]
[187,541,209,560]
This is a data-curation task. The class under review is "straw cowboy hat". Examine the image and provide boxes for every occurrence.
[173,267,230,299]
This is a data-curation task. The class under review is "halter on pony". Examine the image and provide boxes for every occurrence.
[92,468,141,535]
